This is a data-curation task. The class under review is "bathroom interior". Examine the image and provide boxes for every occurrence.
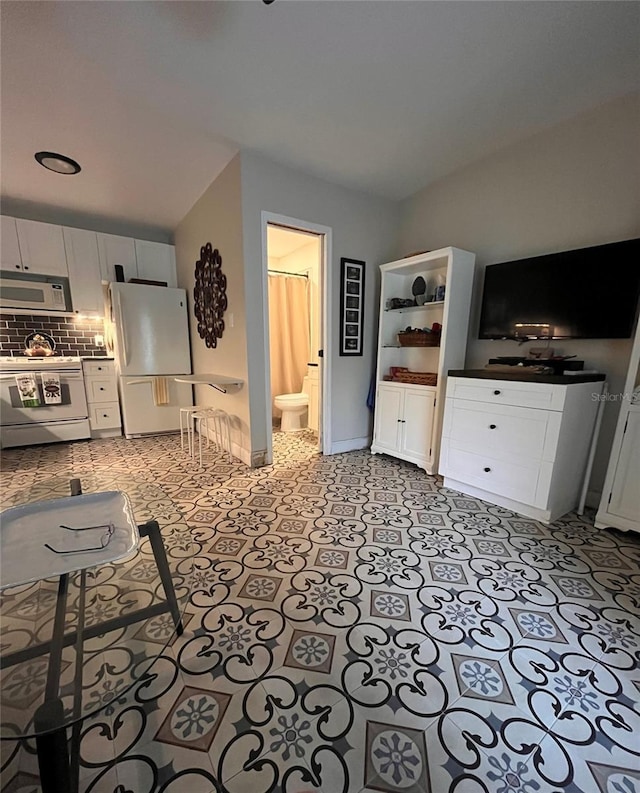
[266,225,321,441]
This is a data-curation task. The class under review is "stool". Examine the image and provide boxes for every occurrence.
[179,406,207,457]
[192,409,232,466]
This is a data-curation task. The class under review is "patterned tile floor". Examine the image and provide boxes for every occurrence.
[1,431,639,793]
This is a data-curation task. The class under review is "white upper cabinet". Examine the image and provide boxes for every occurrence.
[63,227,103,315]
[134,240,177,287]
[15,219,68,276]
[1,216,22,271]
[97,233,138,283]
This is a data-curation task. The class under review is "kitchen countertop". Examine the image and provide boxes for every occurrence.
[447,369,606,384]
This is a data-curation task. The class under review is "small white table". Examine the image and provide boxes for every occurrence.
[174,373,244,394]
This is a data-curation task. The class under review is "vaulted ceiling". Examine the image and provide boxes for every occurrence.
[1,1,638,232]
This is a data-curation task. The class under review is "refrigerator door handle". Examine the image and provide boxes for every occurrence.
[126,378,151,386]
[114,290,129,367]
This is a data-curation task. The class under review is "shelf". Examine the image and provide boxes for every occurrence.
[384,301,445,313]
[379,380,437,390]
[382,344,440,349]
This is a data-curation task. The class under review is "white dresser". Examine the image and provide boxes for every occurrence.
[82,358,122,438]
[439,373,605,523]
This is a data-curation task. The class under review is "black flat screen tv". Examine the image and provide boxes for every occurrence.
[478,238,640,340]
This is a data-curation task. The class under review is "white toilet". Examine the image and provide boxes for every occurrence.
[274,376,309,432]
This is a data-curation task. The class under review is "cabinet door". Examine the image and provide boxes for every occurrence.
[15,219,68,276]
[1,216,22,271]
[63,228,103,315]
[97,233,137,283]
[135,240,177,287]
[609,408,640,521]
[400,388,435,462]
[373,385,403,452]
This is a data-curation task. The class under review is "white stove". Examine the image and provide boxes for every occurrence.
[0,356,89,448]
[0,356,82,371]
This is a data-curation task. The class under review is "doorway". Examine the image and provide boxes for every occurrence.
[262,213,331,462]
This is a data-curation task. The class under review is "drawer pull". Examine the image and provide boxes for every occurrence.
[103,414,108,418]
[97,367,102,371]
[99,387,105,391]
[483,467,491,473]
[489,424,497,429]
[493,390,501,395]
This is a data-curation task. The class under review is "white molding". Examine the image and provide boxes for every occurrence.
[327,436,370,455]
[260,211,333,459]
[443,477,555,523]
[197,424,252,467]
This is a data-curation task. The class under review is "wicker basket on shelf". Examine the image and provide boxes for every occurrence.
[397,330,441,347]
[391,371,438,386]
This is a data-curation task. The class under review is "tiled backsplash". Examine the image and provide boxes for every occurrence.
[0,313,106,357]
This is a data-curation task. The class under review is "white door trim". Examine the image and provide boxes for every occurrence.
[261,211,333,462]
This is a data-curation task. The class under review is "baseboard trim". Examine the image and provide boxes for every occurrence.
[197,425,250,467]
[326,437,370,455]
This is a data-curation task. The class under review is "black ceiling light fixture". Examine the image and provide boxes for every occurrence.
[34,151,81,175]
[263,0,276,5]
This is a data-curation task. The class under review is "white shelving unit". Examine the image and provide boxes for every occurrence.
[595,316,640,533]
[371,247,475,473]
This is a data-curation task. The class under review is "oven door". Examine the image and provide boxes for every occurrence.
[0,370,88,426]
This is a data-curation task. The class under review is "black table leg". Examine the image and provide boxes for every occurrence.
[34,695,72,793]
[139,520,184,635]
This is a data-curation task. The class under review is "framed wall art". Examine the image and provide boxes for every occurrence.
[339,257,365,356]
[193,243,228,348]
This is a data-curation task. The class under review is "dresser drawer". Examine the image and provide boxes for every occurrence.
[443,399,561,463]
[444,446,545,505]
[83,360,115,377]
[85,378,118,403]
[447,378,566,410]
[89,403,121,429]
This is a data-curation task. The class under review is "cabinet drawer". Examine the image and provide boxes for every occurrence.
[83,360,115,377]
[85,378,118,403]
[89,403,121,429]
[445,446,543,505]
[444,399,559,462]
[447,378,565,410]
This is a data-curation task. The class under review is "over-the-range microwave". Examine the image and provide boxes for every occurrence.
[0,272,72,312]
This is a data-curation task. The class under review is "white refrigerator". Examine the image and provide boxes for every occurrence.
[110,282,193,437]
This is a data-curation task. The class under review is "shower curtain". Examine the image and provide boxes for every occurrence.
[268,274,310,416]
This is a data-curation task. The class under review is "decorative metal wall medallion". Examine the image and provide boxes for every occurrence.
[193,243,228,348]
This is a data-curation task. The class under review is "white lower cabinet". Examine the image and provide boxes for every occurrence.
[82,359,122,438]
[372,384,436,470]
[440,376,604,523]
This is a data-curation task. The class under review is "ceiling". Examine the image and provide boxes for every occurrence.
[1,1,638,234]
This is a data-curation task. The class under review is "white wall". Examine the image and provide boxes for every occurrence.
[397,92,640,499]
[174,155,253,464]
[240,152,401,457]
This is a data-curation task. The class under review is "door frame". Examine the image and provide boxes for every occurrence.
[260,211,333,461]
